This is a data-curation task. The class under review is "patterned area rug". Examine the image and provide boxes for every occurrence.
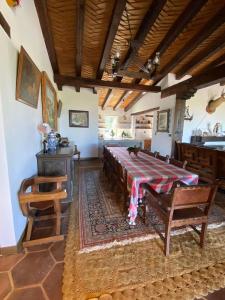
[79,166,225,251]
[63,165,225,300]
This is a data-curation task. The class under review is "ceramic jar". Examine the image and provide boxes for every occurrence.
[47,130,57,151]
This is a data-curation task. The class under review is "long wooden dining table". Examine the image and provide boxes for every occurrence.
[107,147,199,225]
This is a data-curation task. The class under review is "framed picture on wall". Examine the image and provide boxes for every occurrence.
[157,109,170,132]
[41,71,58,131]
[69,110,89,128]
[16,46,41,108]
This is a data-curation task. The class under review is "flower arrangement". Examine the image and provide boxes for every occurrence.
[37,123,51,140]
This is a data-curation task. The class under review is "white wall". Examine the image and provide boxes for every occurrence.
[182,83,225,143]
[130,75,176,156]
[0,0,53,80]
[59,87,98,158]
[0,1,56,246]
[0,92,16,247]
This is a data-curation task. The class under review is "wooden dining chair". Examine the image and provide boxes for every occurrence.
[18,175,67,247]
[170,158,187,169]
[141,150,159,157]
[145,183,218,255]
[157,154,170,163]
[113,159,129,211]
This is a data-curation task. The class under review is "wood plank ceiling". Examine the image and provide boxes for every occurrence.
[35,0,225,111]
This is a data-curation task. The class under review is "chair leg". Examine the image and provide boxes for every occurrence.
[26,217,34,241]
[165,223,171,256]
[143,203,147,224]
[139,201,147,224]
[200,223,207,248]
[54,201,61,235]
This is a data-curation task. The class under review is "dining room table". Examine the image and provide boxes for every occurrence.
[107,147,199,225]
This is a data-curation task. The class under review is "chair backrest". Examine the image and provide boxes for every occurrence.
[158,154,170,163]
[114,159,127,182]
[170,158,187,169]
[18,175,68,216]
[171,184,218,209]
[141,150,159,157]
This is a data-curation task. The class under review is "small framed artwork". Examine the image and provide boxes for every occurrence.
[57,100,62,118]
[69,110,89,128]
[157,109,170,132]
[41,71,58,131]
[16,46,41,108]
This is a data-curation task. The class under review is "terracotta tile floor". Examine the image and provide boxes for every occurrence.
[0,160,225,300]
[0,202,69,300]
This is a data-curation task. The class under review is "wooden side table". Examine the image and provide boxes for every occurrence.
[36,147,74,202]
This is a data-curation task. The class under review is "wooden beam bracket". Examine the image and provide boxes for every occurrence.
[161,63,225,99]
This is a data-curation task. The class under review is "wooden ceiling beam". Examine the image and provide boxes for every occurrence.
[101,89,113,109]
[106,0,203,102]
[121,0,166,70]
[110,79,139,110]
[176,36,225,79]
[114,0,206,108]
[124,92,143,112]
[147,0,206,64]
[131,106,160,116]
[75,0,85,92]
[101,77,122,109]
[153,5,225,83]
[54,74,161,92]
[161,63,225,99]
[197,54,225,75]
[96,0,126,79]
[34,0,58,74]
[113,91,128,110]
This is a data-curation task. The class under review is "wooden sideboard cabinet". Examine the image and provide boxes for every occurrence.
[36,147,75,202]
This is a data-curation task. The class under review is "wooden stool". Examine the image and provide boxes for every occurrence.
[18,175,67,247]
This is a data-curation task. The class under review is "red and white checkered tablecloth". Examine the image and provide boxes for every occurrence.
[107,147,199,225]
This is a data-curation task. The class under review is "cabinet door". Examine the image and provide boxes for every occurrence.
[37,157,73,202]
[41,159,67,176]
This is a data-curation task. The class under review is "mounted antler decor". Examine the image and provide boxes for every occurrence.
[6,0,20,7]
[206,90,225,114]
